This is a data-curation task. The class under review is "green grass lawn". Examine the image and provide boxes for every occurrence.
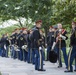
[0,72,2,75]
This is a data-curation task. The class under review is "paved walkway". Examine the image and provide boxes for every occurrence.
[0,57,76,75]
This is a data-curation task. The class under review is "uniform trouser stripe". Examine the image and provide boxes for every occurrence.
[59,40,61,66]
[68,47,72,70]
[39,50,42,69]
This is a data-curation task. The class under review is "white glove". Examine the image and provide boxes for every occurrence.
[4,45,6,50]
[45,44,47,47]
[39,47,42,50]
[45,48,47,51]
[52,42,56,50]
[59,29,62,32]
[60,34,66,40]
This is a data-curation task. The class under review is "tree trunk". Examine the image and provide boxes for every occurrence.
[18,18,23,27]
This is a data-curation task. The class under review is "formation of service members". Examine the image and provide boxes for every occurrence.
[0,20,76,72]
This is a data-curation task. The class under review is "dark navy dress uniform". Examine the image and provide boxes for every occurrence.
[10,34,15,58]
[30,30,36,65]
[55,29,68,68]
[11,33,18,59]
[17,33,27,61]
[66,29,76,72]
[4,36,10,57]
[27,32,32,63]
[0,35,6,57]
[23,34,28,62]
[47,31,55,60]
[31,27,42,70]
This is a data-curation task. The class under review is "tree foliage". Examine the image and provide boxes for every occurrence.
[0,0,76,29]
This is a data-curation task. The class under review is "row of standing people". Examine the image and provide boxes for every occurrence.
[0,20,46,71]
[0,20,76,72]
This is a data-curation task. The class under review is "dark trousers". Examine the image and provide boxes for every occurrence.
[19,48,23,61]
[11,46,14,58]
[11,46,17,59]
[1,48,6,57]
[47,46,51,60]
[6,46,9,57]
[27,48,31,63]
[0,48,2,56]
[68,46,76,71]
[32,49,35,64]
[38,50,44,70]
[23,50,28,62]
[13,50,17,59]
[34,49,39,70]
[55,47,68,67]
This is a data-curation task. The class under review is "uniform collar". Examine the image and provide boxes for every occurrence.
[36,26,40,29]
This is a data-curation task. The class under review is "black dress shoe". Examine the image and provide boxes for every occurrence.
[28,62,31,64]
[74,70,76,72]
[64,70,73,72]
[35,69,38,70]
[32,63,35,65]
[38,69,46,71]
[58,66,62,68]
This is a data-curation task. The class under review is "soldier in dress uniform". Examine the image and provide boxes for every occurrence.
[22,28,28,62]
[0,34,6,57]
[30,28,36,65]
[15,28,22,59]
[0,33,10,57]
[47,26,55,61]
[17,28,27,61]
[11,29,19,59]
[4,33,10,57]
[27,30,32,63]
[31,20,45,71]
[10,31,16,58]
[52,23,68,68]
[29,29,35,64]
[10,31,14,58]
[65,21,76,72]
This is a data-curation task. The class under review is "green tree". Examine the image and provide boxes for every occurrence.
[0,0,76,35]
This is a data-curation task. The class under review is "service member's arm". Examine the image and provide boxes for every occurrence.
[60,31,68,40]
